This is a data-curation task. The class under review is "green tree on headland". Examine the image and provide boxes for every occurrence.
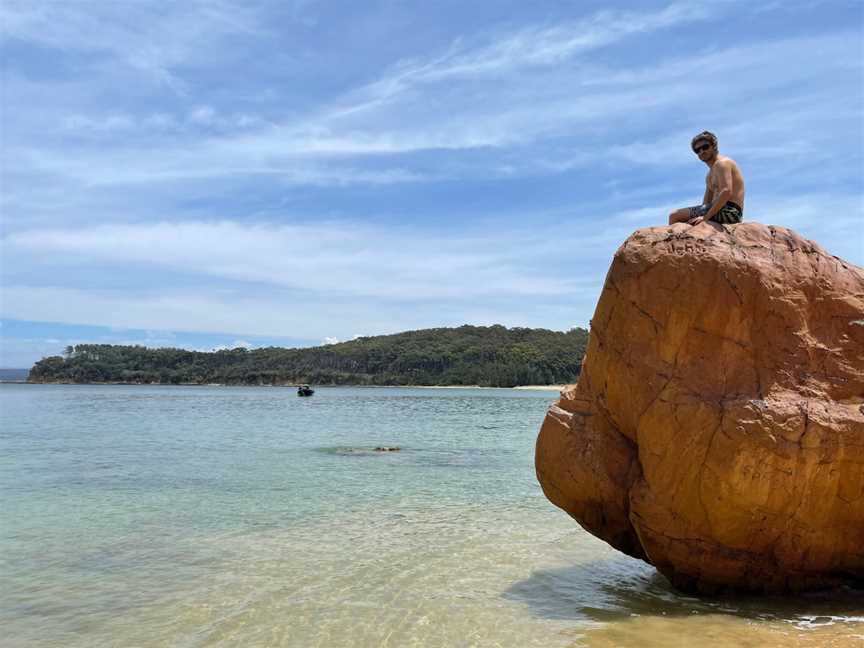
[28,325,588,388]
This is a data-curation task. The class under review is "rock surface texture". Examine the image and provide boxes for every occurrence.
[536,222,864,594]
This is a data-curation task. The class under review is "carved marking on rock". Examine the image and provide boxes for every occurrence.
[667,240,708,256]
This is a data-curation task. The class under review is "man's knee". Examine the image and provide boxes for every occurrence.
[669,209,690,224]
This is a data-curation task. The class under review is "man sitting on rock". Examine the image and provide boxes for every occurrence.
[668,131,746,226]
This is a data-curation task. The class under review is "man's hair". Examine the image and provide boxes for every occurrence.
[691,131,718,151]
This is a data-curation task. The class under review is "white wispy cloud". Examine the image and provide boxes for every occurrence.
[0,0,269,91]
[63,114,136,132]
[2,190,860,341]
[2,220,589,300]
[335,2,718,115]
[0,283,590,339]
[8,27,858,191]
[322,335,361,345]
[15,146,429,187]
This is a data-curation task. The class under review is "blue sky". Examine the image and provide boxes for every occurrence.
[1,0,862,367]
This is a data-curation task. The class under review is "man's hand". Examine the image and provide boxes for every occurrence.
[688,216,704,226]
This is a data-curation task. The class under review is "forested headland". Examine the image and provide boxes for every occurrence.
[27,325,588,387]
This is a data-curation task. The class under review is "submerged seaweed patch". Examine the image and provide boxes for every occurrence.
[315,446,404,457]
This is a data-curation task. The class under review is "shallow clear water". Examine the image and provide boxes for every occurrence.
[1,384,862,647]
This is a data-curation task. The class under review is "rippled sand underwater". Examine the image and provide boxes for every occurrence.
[2,385,862,647]
[9,506,862,647]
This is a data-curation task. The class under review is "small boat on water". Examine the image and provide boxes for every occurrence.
[297,385,314,397]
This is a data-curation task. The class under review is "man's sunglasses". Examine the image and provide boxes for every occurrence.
[693,143,712,154]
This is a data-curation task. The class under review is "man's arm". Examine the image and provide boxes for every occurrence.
[701,161,733,221]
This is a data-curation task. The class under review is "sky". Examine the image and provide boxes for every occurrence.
[1,0,862,367]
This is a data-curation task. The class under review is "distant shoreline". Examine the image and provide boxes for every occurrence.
[5,381,566,390]
[26,327,587,388]
[406,384,565,391]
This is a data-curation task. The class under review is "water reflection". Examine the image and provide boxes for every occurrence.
[506,557,864,647]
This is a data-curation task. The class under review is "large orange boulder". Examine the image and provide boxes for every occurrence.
[536,222,864,593]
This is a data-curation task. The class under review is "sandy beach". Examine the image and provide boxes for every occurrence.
[512,385,566,391]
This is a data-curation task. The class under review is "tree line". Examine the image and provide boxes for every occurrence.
[28,324,588,387]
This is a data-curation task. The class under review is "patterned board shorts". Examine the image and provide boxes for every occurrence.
[688,201,743,224]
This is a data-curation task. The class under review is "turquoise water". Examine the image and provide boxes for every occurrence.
[1,384,862,647]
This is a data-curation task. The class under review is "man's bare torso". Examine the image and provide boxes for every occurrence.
[706,155,746,208]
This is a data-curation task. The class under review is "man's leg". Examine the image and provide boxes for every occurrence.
[668,208,693,225]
